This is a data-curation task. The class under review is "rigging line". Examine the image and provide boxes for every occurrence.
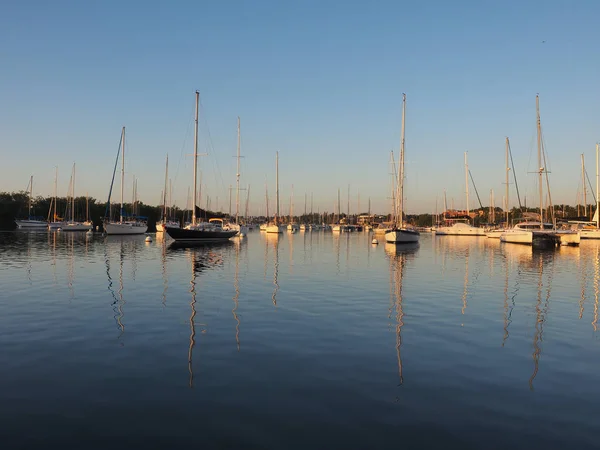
[508,139,523,211]
[585,168,597,204]
[198,98,228,203]
[104,132,123,220]
[172,104,195,194]
[468,169,483,210]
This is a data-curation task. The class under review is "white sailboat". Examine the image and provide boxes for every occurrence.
[156,155,180,232]
[487,138,512,238]
[104,127,148,235]
[60,163,93,231]
[435,152,486,236]
[500,95,579,247]
[228,117,249,235]
[15,175,48,229]
[287,185,299,232]
[385,94,420,244]
[48,166,64,230]
[266,152,284,233]
[574,143,600,239]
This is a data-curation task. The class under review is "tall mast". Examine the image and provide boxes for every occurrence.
[236,116,241,225]
[290,184,294,223]
[398,93,406,227]
[505,137,510,225]
[275,151,279,223]
[72,163,76,222]
[582,153,587,217]
[192,91,199,226]
[163,155,169,221]
[464,151,470,221]
[54,166,58,221]
[310,192,313,220]
[536,95,543,229]
[120,127,125,223]
[347,184,350,224]
[29,175,33,217]
[337,188,341,223]
[169,179,172,220]
[304,193,307,218]
[594,143,600,228]
[390,151,396,223]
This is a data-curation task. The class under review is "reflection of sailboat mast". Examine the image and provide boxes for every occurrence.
[271,238,280,306]
[161,238,168,306]
[390,253,406,385]
[232,242,241,351]
[593,246,599,331]
[188,251,197,388]
[461,249,469,315]
[116,241,125,337]
[529,254,553,390]
[579,253,587,319]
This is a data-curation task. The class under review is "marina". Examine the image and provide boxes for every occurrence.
[1,230,599,448]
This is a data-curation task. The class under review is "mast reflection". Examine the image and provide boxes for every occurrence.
[593,246,599,331]
[266,234,280,307]
[385,242,418,386]
[169,241,231,387]
[232,240,241,351]
[104,238,126,341]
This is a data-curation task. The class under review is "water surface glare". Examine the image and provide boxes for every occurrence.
[1,230,599,449]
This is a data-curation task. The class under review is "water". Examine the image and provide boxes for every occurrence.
[1,230,599,449]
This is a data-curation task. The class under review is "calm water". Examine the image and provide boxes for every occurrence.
[1,230,599,449]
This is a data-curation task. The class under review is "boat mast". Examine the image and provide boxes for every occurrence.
[337,188,341,223]
[505,137,510,225]
[236,116,241,225]
[536,95,543,229]
[347,184,350,225]
[192,91,199,226]
[290,184,294,223]
[582,153,587,218]
[464,151,470,222]
[275,151,279,224]
[163,155,169,222]
[72,163,76,222]
[29,175,33,218]
[398,93,406,227]
[54,166,58,221]
[120,127,125,223]
[594,143,600,228]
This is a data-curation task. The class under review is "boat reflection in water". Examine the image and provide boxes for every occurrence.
[384,242,418,386]
[265,233,280,306]
[168,240,231,387]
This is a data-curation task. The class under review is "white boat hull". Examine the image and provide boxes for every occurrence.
[266,225,284,233]
[15,220,47,229]
[486,229,505,239]
[385,229,420,243]
[104,222,148,235]
[60,222,93,232]
[580,229,600,239]
[435,223,486,236]
[48,222,64,230]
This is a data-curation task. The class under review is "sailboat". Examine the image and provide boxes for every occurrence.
[104,127,148,235]
[266,152,284,233]
[165,91,238,242]
[574,143,600,239]
[61,163,93,231]
[227,117,249,235]
[287,185,299,232]
[500,95,579,247]
[385,94,420,244]
[487,138,512,238]
[156,155,180,232]
[14,175,48,229]
[48,166,64,230]
[435,152,486,236]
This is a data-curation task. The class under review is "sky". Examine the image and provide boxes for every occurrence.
[1,0,600,215]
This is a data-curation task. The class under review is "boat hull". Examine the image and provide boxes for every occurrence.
[266,225,284,233]
[15,220,47,229]
[165,226,238,242]
[486,230,504,239]
[104,222,148,235]
[60,222,93,232]
[435,223,486,236]
[500,230,562,248]
[385,229,420,244]
[580,229,600,239]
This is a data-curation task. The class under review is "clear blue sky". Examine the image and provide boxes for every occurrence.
[1,0,600,215]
